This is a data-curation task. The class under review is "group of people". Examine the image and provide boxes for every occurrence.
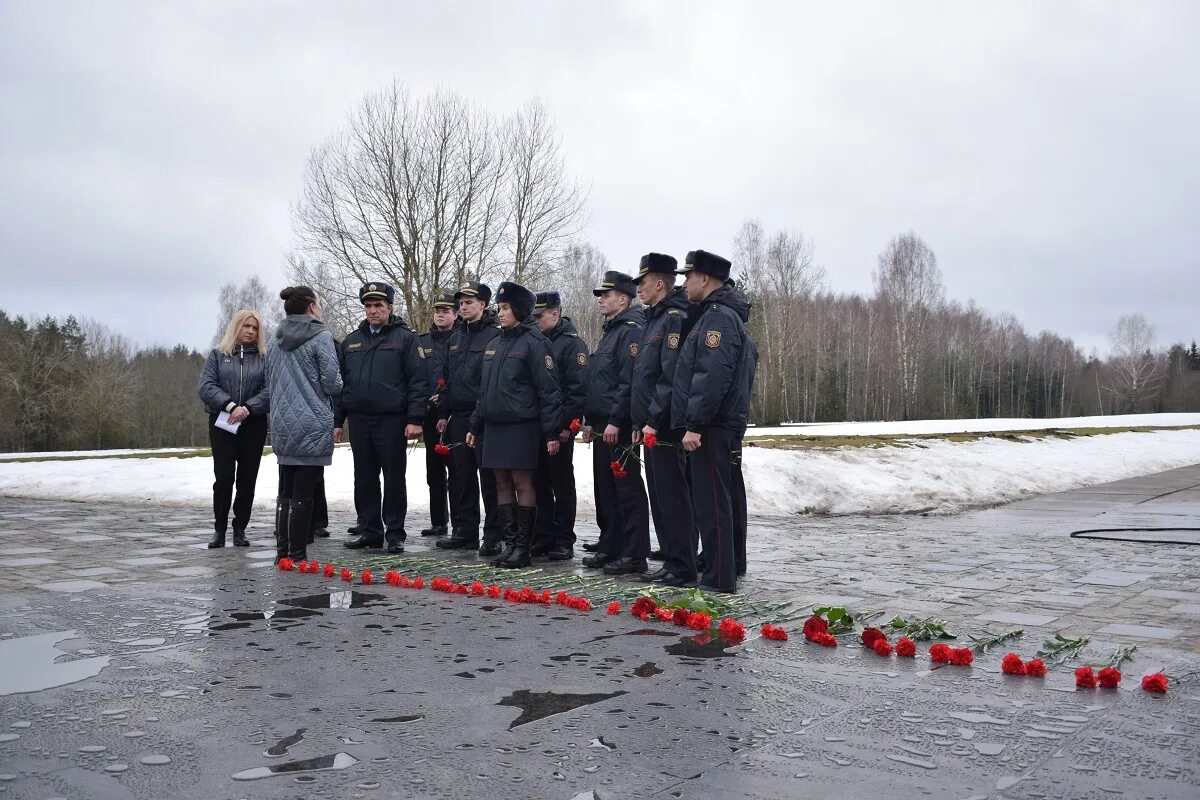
[198,249,756,594]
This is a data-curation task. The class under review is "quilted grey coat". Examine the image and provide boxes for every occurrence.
[266,315,343,466]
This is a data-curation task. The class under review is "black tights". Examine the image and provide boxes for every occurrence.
[493,469,535,507]
[279,465,321,504]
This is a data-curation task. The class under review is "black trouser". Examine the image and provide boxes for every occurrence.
[732,435,747,576]
[447,414,499,540]
[534,436,576,548]
[590,421,650,559]
[423,415,454,529]
[688,426,738,591]
[348,413,409,546]
[645,435,697,580]
[279,464,321,503]
[313,470,329,530]
[208,413,268,534]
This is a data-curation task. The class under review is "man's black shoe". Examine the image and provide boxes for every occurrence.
[698,582,736,594]
[639,566,669,582]
[546,545,574,561]
[660,572,695,588]
[344,535,383,550]
[581,541,598,552]
[436,530,478,550]
[581,552,615,569]
[529,541,553,558]
[312,528,330,539]
[387,543,405,554]
[421,525,448,537]
[648,549,665,561]
[478,539,503,557]
[232,529,250,547]
[603,557,649,576]
[347,525,362,535]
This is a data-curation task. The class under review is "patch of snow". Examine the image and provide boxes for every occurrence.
[747,412,1200,438]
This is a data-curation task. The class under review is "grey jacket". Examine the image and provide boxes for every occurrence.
[266,315,343,466]
[198,345,269,416]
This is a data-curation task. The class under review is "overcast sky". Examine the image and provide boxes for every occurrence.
[2,1,1196,354]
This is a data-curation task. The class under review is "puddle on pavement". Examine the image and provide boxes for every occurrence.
[664,636,736,659]
[633,662,663,678]
[0,632,110,696]
[585,628,678,643]
[232,752,359,781]
[371,714,424,723]
[498,689,628,729]
[589,736,617,751]
[279,591,386,610]
[265,728,306,757]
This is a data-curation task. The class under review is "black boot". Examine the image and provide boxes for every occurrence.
[287,499,312,563]
[421,524,448,537]
[499,506,535,569]
[232,528,249,547]
[436,528,479,550]
[207,528,226,549]
[489,504,518,566]
[273,498,290,563]
[529,539,553,558]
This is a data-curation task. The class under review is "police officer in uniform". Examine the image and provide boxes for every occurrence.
[418,292,459,538]
[337,282,429,554]
[436,282,503,554]
[630,253,696,586]
[531,291,590,561]
[581,270,651,575]
[671,251,755,593]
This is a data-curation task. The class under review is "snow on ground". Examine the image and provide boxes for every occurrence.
[747,412,1200,438]
[0,421,1197,519]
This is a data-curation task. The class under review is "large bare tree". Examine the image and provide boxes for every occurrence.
[874,232,944,420]
[1105,312,1164,413]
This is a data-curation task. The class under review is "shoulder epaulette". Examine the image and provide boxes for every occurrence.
[667,309,684,316]
[625,320,638,326]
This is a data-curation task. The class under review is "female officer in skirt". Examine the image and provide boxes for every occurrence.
[466,281,563,568]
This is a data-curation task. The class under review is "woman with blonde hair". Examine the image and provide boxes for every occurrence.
[198,309,269,548]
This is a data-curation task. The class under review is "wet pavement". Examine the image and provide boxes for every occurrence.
[1,465,1198,798]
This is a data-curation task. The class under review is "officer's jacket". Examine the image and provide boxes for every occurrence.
[725,284,759,436]
[335,316,429,426]
[670,285,754,432]
[544,316,590,432]
[440,309,501,414]
[418,323,457,413]
[199,344,268,417]
[469,319,563,443]
[584,306,644,428]
[630,287,690,431]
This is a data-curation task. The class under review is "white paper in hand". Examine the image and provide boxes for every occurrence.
[214,411,242,434]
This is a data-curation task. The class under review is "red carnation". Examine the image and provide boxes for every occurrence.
[1097,667,1122,689]
[573,598,591,611]
[654,607,674,622]
[895,637,916,657]
[635,611,650,621]
[802,615,828,641]
[609,460,628,478]
[929,643,953,664]
[761,624,788,642]
[323,563,335,577]
[569,418,582,434]
[360,569,373,584]
[436,377,446,390]
[277,557,293,571]
[860,627,885,648]
[686,611,712,631]
[1025,658,1047,678]
[643,432,658,449]
[814,632,837,648]
[873,639,893,656]
[471,581,486,596]
[413,577,424,589]
[672,608,690,627]
[1001,653,1026,675]
[1141,672,1169,694]
[555,590,568,605]
[488,585,501,598]
[340,568,353,582]
[539,590,552,605]
[631,597,657,617]
[607,601,621,615]
[434,443,451,456]
[719,618,746,642]
[1075,666,1097,688]
[950,647,974,666]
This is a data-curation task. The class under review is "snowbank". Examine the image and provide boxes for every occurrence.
[747,412,1200,438]
[0,426,1197,518]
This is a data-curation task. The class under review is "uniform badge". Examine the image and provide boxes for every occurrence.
[629,342,639,357]
[666,332,680,350]
[545,354,554,369]
[417,347,426,359]
[705,330,722,349]
[577,352,588,366]
[369,283,377,291]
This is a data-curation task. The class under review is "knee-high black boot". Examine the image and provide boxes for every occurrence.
[499,506,535,569]
[288,499,312,563]
[488,503,518,566]
[273,497,290,563]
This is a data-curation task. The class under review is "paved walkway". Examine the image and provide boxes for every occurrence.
[0,466,1198,798]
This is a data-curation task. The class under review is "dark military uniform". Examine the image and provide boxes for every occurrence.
[336,284,430,550]
[436,284,502,550]
[418,292,459,536]
[532,293,590,557]
[583,271,650,569]
[725,282,757,577]
[671,252,755,593]
[630,266,695,584]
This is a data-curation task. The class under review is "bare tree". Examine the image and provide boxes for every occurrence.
[555,241,609,347]
[72,319,140,449]
[1105,312,1164,413]
[212,275,284,347]
[874,232,944,420]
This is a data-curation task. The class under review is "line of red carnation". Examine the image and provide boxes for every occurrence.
[1000,652,1047,677]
